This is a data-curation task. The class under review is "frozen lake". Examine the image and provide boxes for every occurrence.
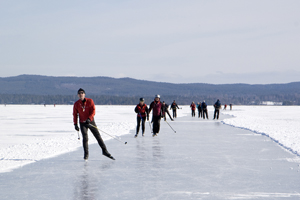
[0,105,300,199]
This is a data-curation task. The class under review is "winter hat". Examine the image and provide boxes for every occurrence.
[140,97,145,102]
[155,94,160,98]
[78,88,85,94]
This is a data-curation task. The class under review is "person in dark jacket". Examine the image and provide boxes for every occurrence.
[73,88,114,160]
[190,102,196,117]
[197,102,202,118]
[170,100,180,118]
[149,94,162,136]
[134,97,149,137]
[213,99,222,120]
[162,101,173,121]
[201,100,209,119]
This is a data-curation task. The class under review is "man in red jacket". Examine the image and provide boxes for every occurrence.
[73,88,114,160]
[149,94,162,137]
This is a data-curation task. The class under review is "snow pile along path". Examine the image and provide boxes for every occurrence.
[0,105,135,173]
[222,106,300,156]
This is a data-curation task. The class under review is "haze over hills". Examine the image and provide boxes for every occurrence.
[0,75,299,105]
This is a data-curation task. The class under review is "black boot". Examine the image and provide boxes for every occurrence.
[103,151,115,160]
[84,152,89,160]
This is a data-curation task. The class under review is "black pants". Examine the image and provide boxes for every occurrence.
[136,116,146,134]
[152,116,161,134]
[80,121,108,155]
[172,109,177,118]
[203,109,208,119]
[191,110,195,117]
[214,109,220,119]
[198,109,202,118]
[163,110,173,121]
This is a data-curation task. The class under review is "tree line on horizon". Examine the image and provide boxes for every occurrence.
[0,94,299,105]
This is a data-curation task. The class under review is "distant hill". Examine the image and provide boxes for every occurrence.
[0,75,299,105]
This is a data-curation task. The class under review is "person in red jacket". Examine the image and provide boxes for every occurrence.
[190,102,196,117]
[134,97,149,137]
[73,88,114,160]
[149,94,162,137]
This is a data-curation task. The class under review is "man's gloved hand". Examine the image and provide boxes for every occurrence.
[85,118,91,125]
[74,124,80,131]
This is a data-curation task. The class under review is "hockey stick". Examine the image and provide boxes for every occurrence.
[89,124,127,145]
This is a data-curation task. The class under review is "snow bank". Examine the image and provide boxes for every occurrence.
[222,106,300,156]
[0,105,136,173]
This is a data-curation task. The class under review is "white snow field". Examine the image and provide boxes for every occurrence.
[222,106,300,156]
[0,105,300,173]
[0,105,136,173]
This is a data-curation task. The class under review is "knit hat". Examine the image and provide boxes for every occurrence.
[78,88,85,94]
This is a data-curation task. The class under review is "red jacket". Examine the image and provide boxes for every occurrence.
[149,100,162,117]
[190,103,196,111]
[135,103,149,118]
[73,98,96,124]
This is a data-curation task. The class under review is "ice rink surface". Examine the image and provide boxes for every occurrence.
[1,113,300,200]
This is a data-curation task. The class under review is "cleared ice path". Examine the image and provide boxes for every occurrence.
[1,114,300,200]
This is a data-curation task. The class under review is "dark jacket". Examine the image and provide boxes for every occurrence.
[135,103,149,118]
[201,102,207,110]
[161,103,169,113]
[214,100,222,110]
[170,102,179,110]
[149,100,162,117]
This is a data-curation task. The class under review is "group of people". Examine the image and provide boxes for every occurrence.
[190,99,231,120]
[134,96,180,138]
[190,101,209,119]
[73,89,181,161]
[73,88,232,161]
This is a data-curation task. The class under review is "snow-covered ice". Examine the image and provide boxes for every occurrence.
[0,105,300,174]
[1,106,300,200]
[222,106,300,156]
[0,105,138,173]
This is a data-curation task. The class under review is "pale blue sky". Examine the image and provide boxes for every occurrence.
[1,0,300,84]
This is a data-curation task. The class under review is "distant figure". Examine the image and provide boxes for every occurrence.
[201,101,208,119]
[230,104,233,110]
[162,101,173,121]
[54,104,56,107]
[149,94,163,137]
[73,88,114,160]
[197,102,202,118]
[170,100,180,118]
[44,104,46,107]
[134,98,149,137]
[223,104,227,110]
[213,99,222,120]
[190,102,196,117]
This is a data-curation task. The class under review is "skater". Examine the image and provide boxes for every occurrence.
[170,100,180,118]
[230,104,233,110]
[134,98,149,137]
[223,104,227,110]
[190,102,196,117]
[162,101,173,121]
[213,99,222,120]
[73,88,114,160]
[149,94,163,137]
[201,100,209,119]
[197,102,202,118]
